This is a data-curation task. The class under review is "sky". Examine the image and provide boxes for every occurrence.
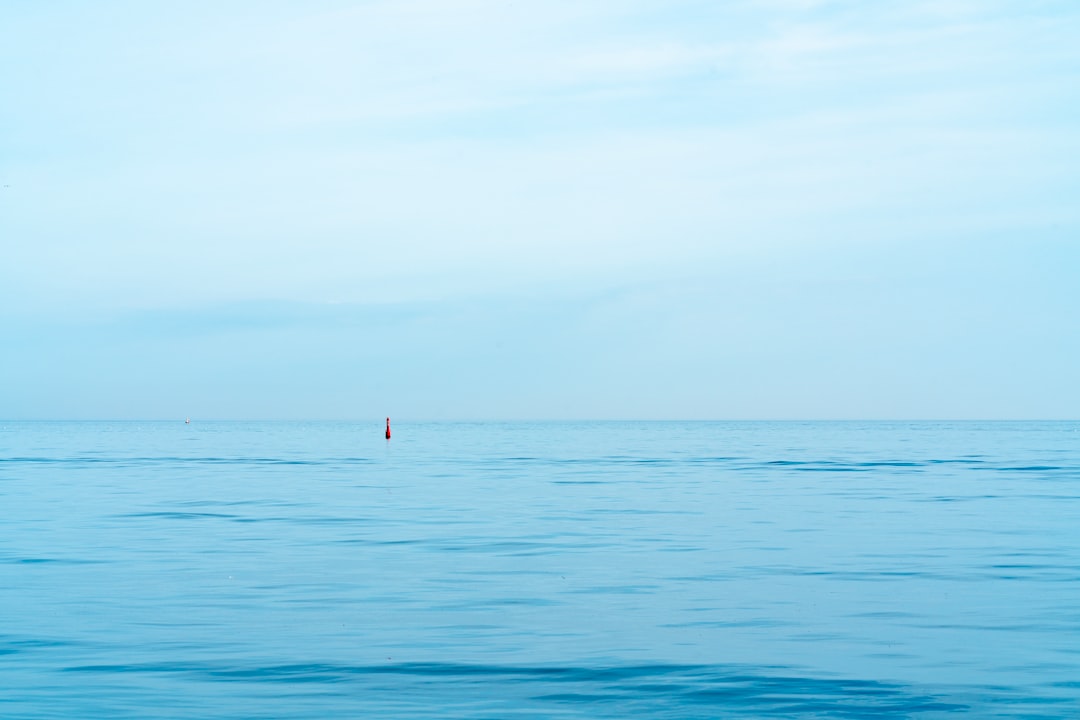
[1,0,1078,420]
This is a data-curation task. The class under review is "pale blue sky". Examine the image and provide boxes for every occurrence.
[2,1,1078,419]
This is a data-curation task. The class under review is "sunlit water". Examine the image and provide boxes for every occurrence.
[1,421,1078,718]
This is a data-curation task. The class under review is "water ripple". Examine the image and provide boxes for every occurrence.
[61,660,967,717]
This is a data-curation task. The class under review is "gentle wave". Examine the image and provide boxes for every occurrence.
[58,660,967,718]
[2,421,1078,718]
[0,455,375,466]
[5,453,1076,477]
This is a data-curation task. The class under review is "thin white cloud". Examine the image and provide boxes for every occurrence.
[2,0,1078,311]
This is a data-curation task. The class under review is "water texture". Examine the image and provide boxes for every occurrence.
[1,421,1078,718]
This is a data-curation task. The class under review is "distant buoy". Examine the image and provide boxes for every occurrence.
[385,417,391,439]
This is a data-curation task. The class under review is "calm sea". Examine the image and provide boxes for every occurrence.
[1,421,1078,718]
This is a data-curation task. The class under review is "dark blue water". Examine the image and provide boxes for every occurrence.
[2,421,1078,718]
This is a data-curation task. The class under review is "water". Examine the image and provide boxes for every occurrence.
[1,421,1078,718]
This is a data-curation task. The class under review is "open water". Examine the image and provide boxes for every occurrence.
[1,420,1078,718]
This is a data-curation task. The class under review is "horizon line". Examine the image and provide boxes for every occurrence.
[2,418,1077,423]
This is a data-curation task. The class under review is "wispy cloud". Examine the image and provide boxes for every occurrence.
[1,0,1078,417]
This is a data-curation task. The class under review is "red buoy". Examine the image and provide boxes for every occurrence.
[385,417,391,439]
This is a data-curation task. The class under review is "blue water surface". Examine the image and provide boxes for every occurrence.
[1,421,1078,718]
